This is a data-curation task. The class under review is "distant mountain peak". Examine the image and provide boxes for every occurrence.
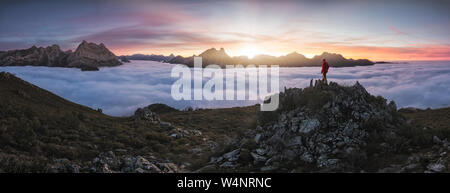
[166,48,374,68]
[0,41,122,70]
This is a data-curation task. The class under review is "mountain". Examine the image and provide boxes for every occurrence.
[166,48,375,68]
[0,45,69,67]
[0,41,122,71]
[66,40,122,69]
[121,53,175,62]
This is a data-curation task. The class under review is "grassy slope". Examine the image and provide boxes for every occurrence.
[0,72,258,172]
[401,108,450,130]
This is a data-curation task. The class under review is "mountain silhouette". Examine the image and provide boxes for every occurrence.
[127,48,374,68]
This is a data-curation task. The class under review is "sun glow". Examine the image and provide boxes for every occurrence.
[239,46,261,59]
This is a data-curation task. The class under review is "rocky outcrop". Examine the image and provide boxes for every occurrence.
[133,106,161,123]
[0,45,69,67]
[211,80,448,172]
[139,103,179,114]
[0,41,122,70]
[67,40,122,68]
[118,56,130,63]
[50,150,186,173]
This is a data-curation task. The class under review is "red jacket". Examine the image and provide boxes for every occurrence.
[321,61,329,74]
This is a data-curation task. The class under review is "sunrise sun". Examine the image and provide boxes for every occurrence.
[240,46,261,59]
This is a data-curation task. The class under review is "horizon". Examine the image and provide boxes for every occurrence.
[1,0,449,61]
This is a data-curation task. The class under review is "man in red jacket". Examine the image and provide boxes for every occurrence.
[321,58,329,85]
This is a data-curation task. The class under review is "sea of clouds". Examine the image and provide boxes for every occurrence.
[1,60,449,116]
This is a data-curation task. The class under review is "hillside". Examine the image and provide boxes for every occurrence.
[0,72,193,172]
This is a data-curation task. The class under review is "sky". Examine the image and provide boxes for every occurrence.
[0,0,449,61]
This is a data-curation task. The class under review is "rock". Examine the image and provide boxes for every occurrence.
[427,163,446,173]
[210,156,224,163]
[194,165,217,173]
[433,136,442,144]
[134,107,160,123]
[254,134,262,143]
[378,165,403,173]
[147,163,162,173]
[135,168,145,173]
[251,152,267,163]
[260,165,278,172]
[170,133,181,138]
[119,56,130,63]
[223,149,240,162]
[402,164,420,171]
[67,40,122,68]
[287,136,302,146]
[298,119,320,134]
[250,81,410,172]
[160,121,172,127]
[139,103,179,114]
[135,156,151,169]
[81,152,181,173]
[191,148,202,154]
[158,163,179,173]
[255,148,267,155]
[220,161,236,168]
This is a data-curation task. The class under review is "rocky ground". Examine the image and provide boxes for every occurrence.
[51,150,186,173]
[199,80,449,173]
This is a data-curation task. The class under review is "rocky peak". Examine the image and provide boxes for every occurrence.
[212,80,413,172]
[0,41,122,70]
[133,106,160,123]
[67,40,122,68]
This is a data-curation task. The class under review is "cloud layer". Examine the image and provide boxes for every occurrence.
[1,60,449,116]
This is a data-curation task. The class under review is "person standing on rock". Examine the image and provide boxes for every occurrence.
[321,58,329,85]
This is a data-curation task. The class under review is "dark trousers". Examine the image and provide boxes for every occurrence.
[322,73,327,84]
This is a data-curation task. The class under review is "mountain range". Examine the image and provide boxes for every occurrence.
[122,53,176,62]
[1,42,374,70]
[0,41,122,71]
[124,48,375,68]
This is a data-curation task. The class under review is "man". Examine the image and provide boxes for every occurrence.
[321,58,329,85]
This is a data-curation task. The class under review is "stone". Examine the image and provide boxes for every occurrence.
[134,107,160,123]
[160,121,172,127]
[135,168,145,173]
[298,119,320,134]
[220,161,236,168]
[255,148,267,155]
[427,163,445,173]
[223,149,240,161]
[260,165,278,172]
[254,134,262,143]
[250,152,267,163]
